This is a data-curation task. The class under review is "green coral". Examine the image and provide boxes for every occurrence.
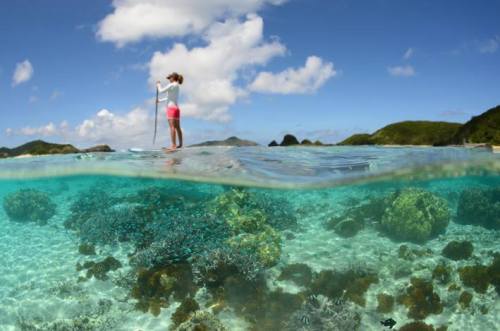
[227,225,282,267]
[381,188,451,243]
[213,188,283,267]
[3,188,56,225]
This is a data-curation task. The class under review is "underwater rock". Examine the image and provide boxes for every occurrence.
[283,294,361,331]
[397,277,443,320]
[278,263,313,287]
[3,188,56,225]
[441,240,473,261]
[432,264,452,284]
[171,297,200,327]
[381,188,451,243]
[78,243,96,255]
[78,256,122,281]
[175,311,227,331]
[310,268,379,306]
[376,293,394,313]
[458,291,473,309]
[131,263,197,316]
[456,187,500,230]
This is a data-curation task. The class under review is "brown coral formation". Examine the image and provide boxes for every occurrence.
[376,293,394,313]
[310,269,379,306]
[397,277,443,319]
[131,263,197,316]
[441,240,473,261]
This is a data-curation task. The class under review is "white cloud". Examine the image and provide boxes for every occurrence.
[50,89,62,100]
[249,56,335,94]
[10,108,156,149]
[12,60,34,86]
[5,128,13,136]
[97,0,287,47]
[388,65,415,77]
[479,36,499,54]
[19,122,57,136]
[148,14,286,122]
[403,48,414,60]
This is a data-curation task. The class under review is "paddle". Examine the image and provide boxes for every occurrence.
[153,86,159,145]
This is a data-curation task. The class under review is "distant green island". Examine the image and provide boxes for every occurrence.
[338,105,500,146]
[0,140,114,158]
[189,136,258,147]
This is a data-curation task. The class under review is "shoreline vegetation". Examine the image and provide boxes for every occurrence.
[338,105,499,146]
[0,140,113,159]
[1,106,498,159]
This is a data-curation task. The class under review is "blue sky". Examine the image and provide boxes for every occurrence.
[1,0,499,148]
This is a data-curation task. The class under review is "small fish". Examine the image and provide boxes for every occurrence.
[380,318,397,329]
[300,315,310,325]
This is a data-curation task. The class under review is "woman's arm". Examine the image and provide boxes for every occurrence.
[156,82,173,94]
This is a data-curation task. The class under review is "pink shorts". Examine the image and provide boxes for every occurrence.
[166,105,180,119]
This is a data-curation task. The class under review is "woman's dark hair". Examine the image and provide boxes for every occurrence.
[168,72,184,85]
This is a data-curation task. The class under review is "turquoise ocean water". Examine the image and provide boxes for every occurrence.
[0,146,498,331]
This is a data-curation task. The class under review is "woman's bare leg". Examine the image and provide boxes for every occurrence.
[168,119,177,149]
[174,119,183,148]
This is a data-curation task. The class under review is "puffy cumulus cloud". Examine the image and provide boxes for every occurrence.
[74,108,154,147]
[148,14,286,121]
[97,0,287,47]
[387,65,415,77]
[5,128,13,136]
[248,56,335,94]
[12,60,34,86]
[18,123,57,137]
[10,108,157,149]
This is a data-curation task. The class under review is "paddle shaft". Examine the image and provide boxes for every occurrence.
[153,87,159,144]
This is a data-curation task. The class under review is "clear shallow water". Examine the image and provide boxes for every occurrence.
[0,147,499,331]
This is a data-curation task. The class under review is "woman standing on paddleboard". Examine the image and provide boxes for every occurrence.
[156,72,183,151]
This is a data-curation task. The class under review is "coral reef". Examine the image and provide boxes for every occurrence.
[3,189,56,225]
[192,247,264,284]
[397,277,443,319]
[310,268,379,306]
[171,297,200,327]
[64,188,118,230]
[380,188,451,243]
[456,187,500,229]
[458,264,491,294]
[226,225,282,267]
[458,291,473,309]
[432,264,452,284]
[175,311,227,331]
[376,293,394,313]
[398,321,446,331]
[78,243,96,255]
[77,256,122,281]
[398,245,433,261]
[283,294,361,331]
[441,240,473,260]
[278,263,313,287]
[131,263,197,316]
[325,216,363,238]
